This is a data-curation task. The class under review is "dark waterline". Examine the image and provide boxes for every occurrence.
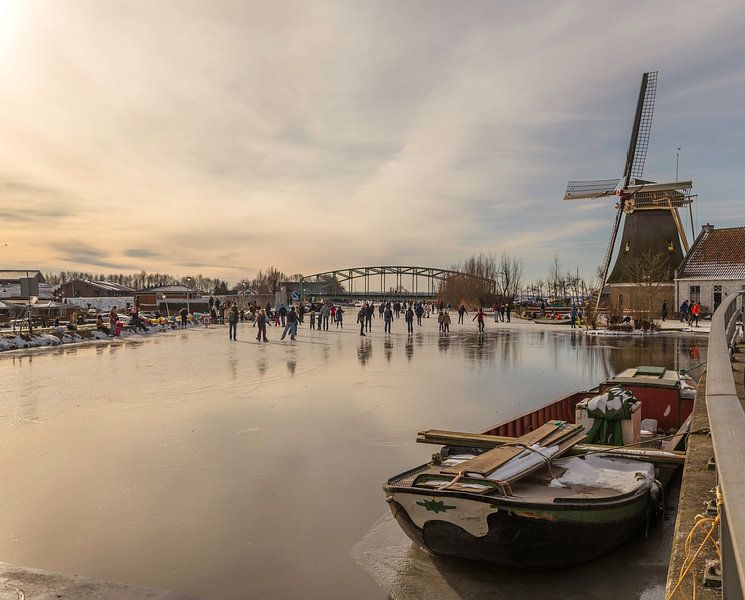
[0,322,707,599]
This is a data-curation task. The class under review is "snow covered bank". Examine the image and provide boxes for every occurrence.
[0,322,200,352]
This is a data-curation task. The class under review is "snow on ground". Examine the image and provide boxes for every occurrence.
[0,323,199,352]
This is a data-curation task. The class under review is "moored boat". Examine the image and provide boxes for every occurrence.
[383,366,696,568]
[533,316,572,325]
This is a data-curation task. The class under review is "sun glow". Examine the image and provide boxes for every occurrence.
[0,0,24,46]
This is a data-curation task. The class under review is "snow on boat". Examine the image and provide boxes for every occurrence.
[383,367,695,568]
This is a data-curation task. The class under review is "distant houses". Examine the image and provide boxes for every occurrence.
[675,224,745,312]
[0,270,71,325]
[137,284,207,314]
[56,279,135,299]
[0,270,46,286]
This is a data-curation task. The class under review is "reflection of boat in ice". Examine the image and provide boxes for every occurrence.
[383,367,696,569]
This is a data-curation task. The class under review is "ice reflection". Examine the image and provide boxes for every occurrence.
[358,338,372,365]
[0,323,707,600]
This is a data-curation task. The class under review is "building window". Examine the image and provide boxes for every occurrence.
[689,285,700,304]
[618,293,624,307]
[713,285,723,310]
[624,241,630,254]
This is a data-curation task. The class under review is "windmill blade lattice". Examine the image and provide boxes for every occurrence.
[629,71,658,179]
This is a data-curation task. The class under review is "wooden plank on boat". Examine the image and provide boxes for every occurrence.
[418,429,514,449]
[417,429,686,465]
[461,429,586,494]
[441,421,571,476]
[662,413,692,452]
[536,423,584,447]
[500,429,586,483]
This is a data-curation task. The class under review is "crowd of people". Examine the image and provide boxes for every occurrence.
[210,299,516,342]
[677,299,703,327]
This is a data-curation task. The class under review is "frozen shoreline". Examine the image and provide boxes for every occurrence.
[0,322,202,353]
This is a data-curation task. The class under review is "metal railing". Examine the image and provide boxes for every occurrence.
[707,290,745,598]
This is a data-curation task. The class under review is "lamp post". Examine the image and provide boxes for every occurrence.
[185,277,192,315]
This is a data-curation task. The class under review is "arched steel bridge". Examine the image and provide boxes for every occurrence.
[298,266,496,300]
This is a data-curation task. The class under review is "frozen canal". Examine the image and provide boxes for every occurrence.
[0,318,707,599]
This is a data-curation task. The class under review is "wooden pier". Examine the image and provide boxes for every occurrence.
[665,329,745,596]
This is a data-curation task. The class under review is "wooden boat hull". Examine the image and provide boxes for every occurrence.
[384,484,651,569]
[533,318,572,325]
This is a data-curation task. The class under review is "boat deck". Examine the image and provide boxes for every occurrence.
[389,453,654,503]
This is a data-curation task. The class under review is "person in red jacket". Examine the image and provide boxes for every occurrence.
[690,302,701,327]
[473,308,485,333]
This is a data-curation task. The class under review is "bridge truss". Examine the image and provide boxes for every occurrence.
[299,266,496,300]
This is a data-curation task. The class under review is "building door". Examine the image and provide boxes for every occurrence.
[713,285,722,311]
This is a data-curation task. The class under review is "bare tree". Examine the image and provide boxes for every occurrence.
[497,252,524,303]
[622,250,672,317]
[439,253,498,306]
[548,255,562,301]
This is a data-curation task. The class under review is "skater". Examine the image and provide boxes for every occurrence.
[473,307,485,333]
[281,306,298,340]
[364,303,374,332]
[255,309,269,342]
[336,306,344,328]
[506,303,512,323]
[357,306,366,336]
[679,299,689,322]
[689,302,701,327]
[109,306,118,335]
[661,300,668,322]
[458,304,467,324]
[405,305,414,334]
[415,302,423,325]
[570,304,578,329]
[228,304,238,340]
[179,306,188,328]
[442,310,451,333]
[309,306,316,330]
[384,304,393,333]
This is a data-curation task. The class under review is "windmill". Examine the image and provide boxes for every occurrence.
[563,71,695,313]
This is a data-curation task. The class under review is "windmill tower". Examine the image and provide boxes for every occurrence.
[564,71,695,313]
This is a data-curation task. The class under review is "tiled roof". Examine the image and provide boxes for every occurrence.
[678,226,745,279]
[75,279,135,293]
[141,284,200,293]
[0,270,45,282]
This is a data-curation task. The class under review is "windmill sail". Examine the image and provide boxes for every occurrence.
[622,71,658,187]
[563,179,621,200]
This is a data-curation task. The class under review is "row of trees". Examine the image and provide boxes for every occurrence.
[43,267,344,297]
[45,270,232,295]
[438,252,524,307]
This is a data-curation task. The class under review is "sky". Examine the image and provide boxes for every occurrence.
[1,0,744,285]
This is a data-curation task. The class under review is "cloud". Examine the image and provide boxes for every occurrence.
[0,0,743,282]
[57,242,127,270]
[123,248,161,259]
